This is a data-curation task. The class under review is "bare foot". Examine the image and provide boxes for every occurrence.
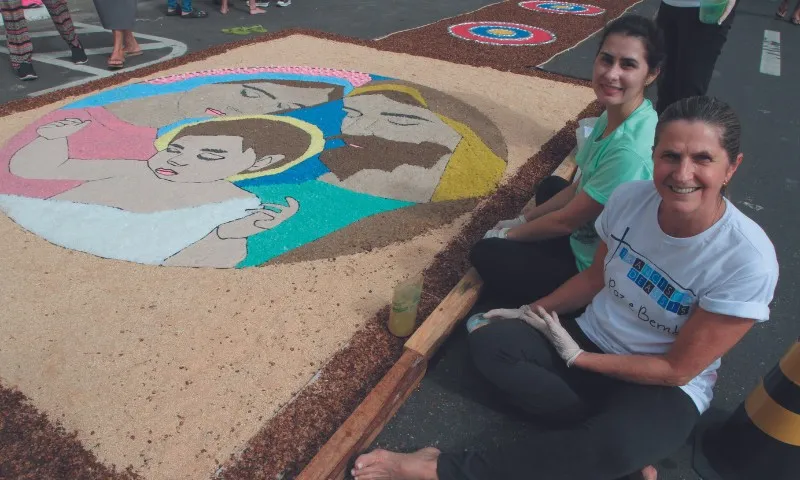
[220,5,229,13]
[351,447,440,480]
[249,7,266,14]
[641,464,658,480]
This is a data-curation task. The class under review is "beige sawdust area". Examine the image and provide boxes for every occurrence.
[0,35,594,479]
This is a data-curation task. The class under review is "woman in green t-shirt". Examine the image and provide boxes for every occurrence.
[469,15,665,311]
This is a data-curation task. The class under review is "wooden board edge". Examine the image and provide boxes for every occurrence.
[295,349,427,480]
[404,268,483,359]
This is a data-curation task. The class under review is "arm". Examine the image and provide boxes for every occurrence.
[505,189,604,242]
[10,119,138,181]
[164,197,300,268]
[572,309,755,386]
[521,180,579,221]
[162,230,247,268]
[534,240,608,315]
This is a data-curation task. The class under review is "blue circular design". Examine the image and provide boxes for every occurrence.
[539,2,586,11]
[470,25,533,40]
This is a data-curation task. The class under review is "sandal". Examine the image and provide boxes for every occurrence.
[124,49,143,57]
[107,57,125,70]
[166,7,180,15]
[181,9,208,18]
[250,7,266,14]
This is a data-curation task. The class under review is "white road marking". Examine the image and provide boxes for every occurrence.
[0,23,187,96]
[0,6,51,26]
[760,30,781,77]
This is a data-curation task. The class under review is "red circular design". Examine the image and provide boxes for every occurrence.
[448,21,556,46]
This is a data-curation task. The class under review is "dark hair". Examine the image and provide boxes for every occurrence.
[656,96,741,196]
[656,96,742,164]
[598,15,666,73]
[174,118,312,174]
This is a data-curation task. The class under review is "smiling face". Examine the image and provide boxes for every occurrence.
[177,82,336,117]
[341,94,459,148]
[592,33,658,109]
[653,120,741,218]
[148,135,269,183]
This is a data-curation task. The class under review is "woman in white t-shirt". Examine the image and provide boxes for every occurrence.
[350,97,779,480]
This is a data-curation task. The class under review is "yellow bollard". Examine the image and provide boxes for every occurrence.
[693,339,800,479]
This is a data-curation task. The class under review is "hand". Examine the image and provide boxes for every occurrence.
[483,227,509,239]
[494,214,526,229]
[217,197,299,239]
[37,118,91,139]
[719,0,736,24]
[532,306,584,367]
[484,305,546,331]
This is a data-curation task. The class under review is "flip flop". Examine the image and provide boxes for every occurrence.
[124,49,143,57]
[107,58,125,70]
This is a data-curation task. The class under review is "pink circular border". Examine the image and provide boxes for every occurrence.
[518,1,606,16]
[145,66,374,87]
[448,21,556,46]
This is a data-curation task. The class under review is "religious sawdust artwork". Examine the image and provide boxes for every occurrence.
[0,67,507,268]
[448,21,556,46]
[519,1,606,16]
[0,27,605,480]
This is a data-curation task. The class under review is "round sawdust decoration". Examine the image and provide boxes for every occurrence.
[0,67,507,268]
[448,21,556,46]
[518,1,606,16]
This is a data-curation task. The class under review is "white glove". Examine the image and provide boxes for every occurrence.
[494,215,526,229]
[483,227,510,239]
[484,305,546,332]
[532,306,584,367]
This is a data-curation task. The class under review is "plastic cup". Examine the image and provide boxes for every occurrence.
[388,275,423,338]
[699,0,728,24]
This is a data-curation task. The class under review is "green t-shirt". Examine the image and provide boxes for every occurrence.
[569,99,657,271]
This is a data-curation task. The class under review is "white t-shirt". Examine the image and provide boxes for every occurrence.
[576,181,779,413]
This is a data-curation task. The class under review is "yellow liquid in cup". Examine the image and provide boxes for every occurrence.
[388,276,423,338]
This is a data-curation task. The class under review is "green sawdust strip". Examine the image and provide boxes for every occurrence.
[0,383,141,480]
[0,19,610,478]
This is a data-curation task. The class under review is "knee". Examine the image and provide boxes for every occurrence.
[535,176,570,206]
[468,238,504,275]
[467,322,505,377]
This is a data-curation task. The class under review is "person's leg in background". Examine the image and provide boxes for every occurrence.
[436,381,699,480]
[656,2,736,114]
[108,30,124,69]
[40,0,84,59]
[655,2,684,114]
[469,175,576,308]
[0,0,37,79]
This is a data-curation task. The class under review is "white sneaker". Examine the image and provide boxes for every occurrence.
[276,0,291,6]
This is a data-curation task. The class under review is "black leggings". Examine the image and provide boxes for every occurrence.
[437,320,700,480]
[655,2,736,114]
[469,176,577,309]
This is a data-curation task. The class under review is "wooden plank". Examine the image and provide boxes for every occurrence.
[296,349,427,480]
[404,267,483,359]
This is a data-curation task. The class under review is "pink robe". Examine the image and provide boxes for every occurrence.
[0,107,157,199]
